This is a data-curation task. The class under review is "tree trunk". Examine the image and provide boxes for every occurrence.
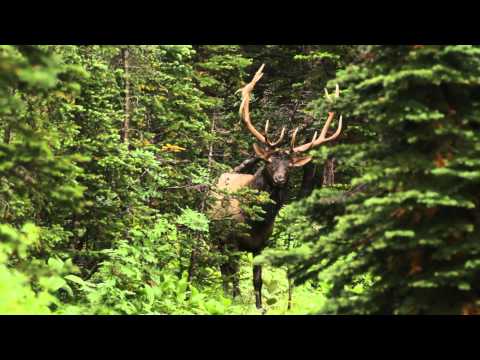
[287,276,293,310]
[4,89,16,144]
[186,235,199,285]
[299,161,317,198]
[121,47,131,144]
[207,117,216,170]
[323,157,336,186]
[186,115,216,297]
[3,126,11,144]
[286,233,293,311]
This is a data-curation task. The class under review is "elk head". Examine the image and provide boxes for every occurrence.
[238,64,343,187]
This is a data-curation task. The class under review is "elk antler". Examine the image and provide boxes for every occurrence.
[238,64,286,147]
[290,84,343,153]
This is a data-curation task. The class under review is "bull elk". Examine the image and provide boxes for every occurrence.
[210,64,343,310]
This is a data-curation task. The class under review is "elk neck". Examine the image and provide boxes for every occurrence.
[249,165,289,227]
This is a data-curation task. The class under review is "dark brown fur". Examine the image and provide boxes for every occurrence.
[213,150,304,310]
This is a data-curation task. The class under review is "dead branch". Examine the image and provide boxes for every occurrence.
[233,157,261,173]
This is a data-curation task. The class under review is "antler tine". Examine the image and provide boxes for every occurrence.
[238,64,267,144]
[238,64,287,149]
[267,126,286,147]
[264,120,270,143]
[291,83,343,153]
[324,83,340,103]
[290,127,300,151]
[305,131,319,152]
[290,130,318,153]
[264,120,286,147]
[325,88,333,103]
[251,64,265,84]
[292,112,343,153]
[323,114,342,142]
[318,112,335,140]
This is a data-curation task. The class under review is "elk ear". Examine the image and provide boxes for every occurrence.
[253,143,272,162]
[290,156,312,167]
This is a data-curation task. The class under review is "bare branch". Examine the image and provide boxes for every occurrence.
[233,157,261,173]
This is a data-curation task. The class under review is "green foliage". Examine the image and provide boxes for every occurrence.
[178,208,209,233]
[0,223,80,314]
[0,44,364,314]
[0,45,266,314]
[269,45,480,314]
[5,44,480,315]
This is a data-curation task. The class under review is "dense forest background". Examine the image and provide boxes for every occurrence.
[1,45,480,315]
